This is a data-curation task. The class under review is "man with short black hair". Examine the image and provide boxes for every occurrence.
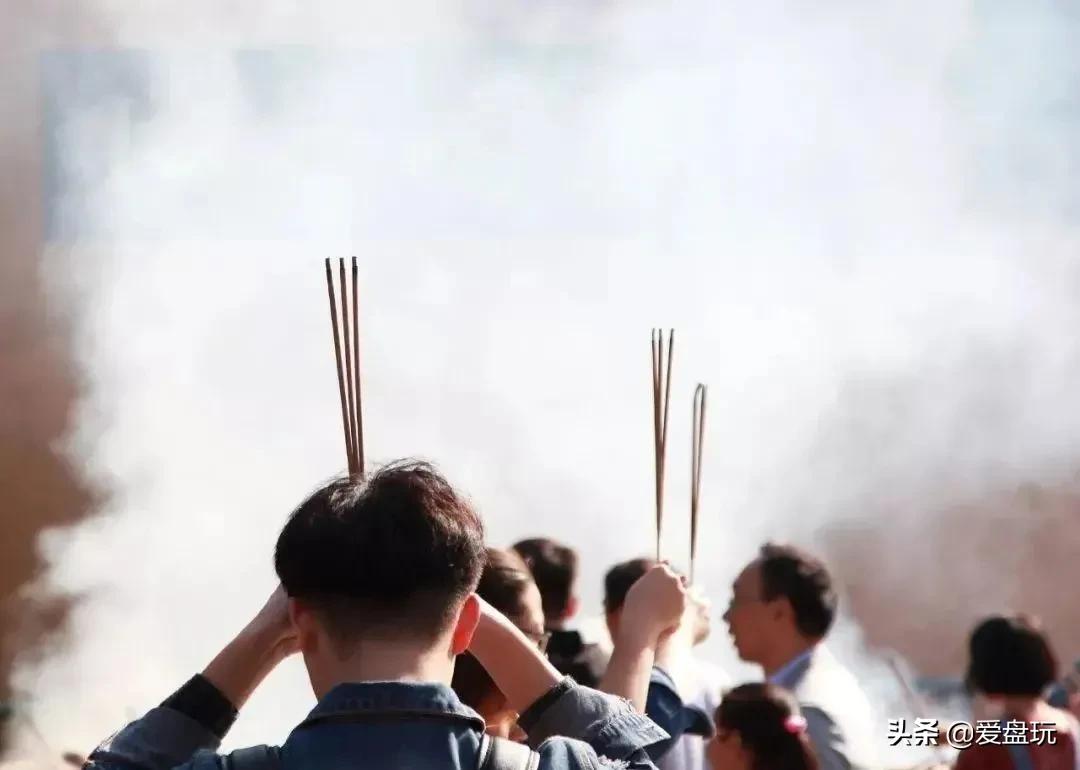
[87,461,686,770]
[604,559,658,618]
[513,538,607,688]
[723,543,877,770]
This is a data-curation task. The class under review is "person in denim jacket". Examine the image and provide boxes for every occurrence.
[85,460,688,770]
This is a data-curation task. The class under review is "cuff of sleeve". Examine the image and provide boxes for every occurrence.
[520,678,670,754]
[650,666,678,692]
[518,677,576,733]
[161,675,238,740]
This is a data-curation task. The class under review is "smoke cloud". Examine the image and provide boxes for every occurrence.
[0,5,106,760]
[4,0,1080,763]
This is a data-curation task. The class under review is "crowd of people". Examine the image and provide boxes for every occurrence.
[20,460,1080,769]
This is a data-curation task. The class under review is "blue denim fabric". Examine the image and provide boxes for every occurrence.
[88,678,674,770]
[644,667,710,761]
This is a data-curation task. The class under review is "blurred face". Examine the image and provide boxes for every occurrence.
[518,582,549,651]
[707,725,752,770]
[722,561,779,664]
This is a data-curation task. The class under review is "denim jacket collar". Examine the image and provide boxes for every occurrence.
[304,680,485,727]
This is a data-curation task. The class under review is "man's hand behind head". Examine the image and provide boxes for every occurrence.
[251,584,300,663]
[202,585,301,710]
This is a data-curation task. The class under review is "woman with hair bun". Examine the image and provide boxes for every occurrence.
[707,683,820,770]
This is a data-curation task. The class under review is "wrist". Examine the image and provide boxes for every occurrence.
[617,613,663,651]
[202,627,282,709]
[241,620,291,667]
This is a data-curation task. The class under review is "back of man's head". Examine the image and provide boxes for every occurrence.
[603,558,658,614]
[758,542,836,639]
[512,537,578,625]
[275,460,485,649]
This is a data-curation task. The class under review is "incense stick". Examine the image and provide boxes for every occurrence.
[651,329,674,561]
[690,382,707,583]
[652,331,661,557]
[339,259,359,474]
[351,256,365,475]
[325,259,356,474]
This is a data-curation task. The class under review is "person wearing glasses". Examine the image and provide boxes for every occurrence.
[722,544,876,770]
[513,538,609,689]
[452,547,552,739]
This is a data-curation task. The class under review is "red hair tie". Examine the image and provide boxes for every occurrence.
[784,715,808,735]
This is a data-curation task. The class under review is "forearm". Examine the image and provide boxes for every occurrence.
[86,676,235,770]
[87,586,293,770]
[88,620,283,770]
[599,624,658,712]
[468,608,563,714]
[202,623,287,710]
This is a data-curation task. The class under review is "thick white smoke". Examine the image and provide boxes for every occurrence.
[6,0,1080,766]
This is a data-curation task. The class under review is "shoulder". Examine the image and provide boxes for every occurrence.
[797,665,878,769]
[956,743,1013,770]
[1048,705,1080,736]
[797,649,872,707]
[1036,709,1079,761]
[548,635,609,687]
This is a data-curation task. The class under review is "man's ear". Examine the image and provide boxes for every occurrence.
[289,597,319,655]
[451,594,481,656]
[772,597,794,627]
[563,595,580,622]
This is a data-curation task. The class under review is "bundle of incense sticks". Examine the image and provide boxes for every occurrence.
[651,329,674,561]
[651,329,710,580]
[690,382,707,583]
[325,257,365,477]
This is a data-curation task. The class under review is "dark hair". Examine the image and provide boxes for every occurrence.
[716,683,819,770]
[453,548,541,713]
[758,543,836,638]
[966,615,1058,697]
[274,460,485,645]
[603,558,659,614]
[512,538,578,621]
